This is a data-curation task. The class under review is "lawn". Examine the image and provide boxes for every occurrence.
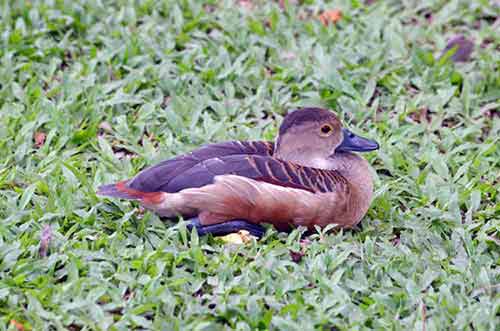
[0,0,499,330]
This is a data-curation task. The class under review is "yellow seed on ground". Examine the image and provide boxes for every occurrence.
[220,230,257,244]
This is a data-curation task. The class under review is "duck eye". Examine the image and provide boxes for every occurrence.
[320,124,333,136]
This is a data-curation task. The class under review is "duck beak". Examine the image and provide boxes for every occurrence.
[336,128,379,153]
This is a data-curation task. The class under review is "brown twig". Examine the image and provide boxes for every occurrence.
[39,224,52,257]
[421,299,427,331]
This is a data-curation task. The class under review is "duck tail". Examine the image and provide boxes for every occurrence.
[97,181,138,200]
[97,180,165,204]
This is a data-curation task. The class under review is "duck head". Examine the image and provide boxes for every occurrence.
[274,107,379,169]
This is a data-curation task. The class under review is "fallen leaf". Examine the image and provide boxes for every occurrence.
[134,206,146,220]
[111,144,137,160]
[480,37,494,49]
[10,320,25,331]
[408,108,433,124]
[264,67,274,77]
[289,239,311,263]
[192,287,204,297]
[123,288,134,301]
[480,102,499,119]
[161,96,171,109]
[319,9,342,26]
[441,35,474,62]
[34,131,46,148]
[289,249,305,263]
[391,235,401,246]
[39,224,52,257]
[220,230,256,244]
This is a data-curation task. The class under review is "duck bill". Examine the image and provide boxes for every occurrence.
[336,128,379,153]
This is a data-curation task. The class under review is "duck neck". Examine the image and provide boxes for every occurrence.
[274,149,335,169]
[329,152,374,203]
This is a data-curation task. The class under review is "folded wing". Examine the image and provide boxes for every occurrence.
[97,140,275,198]
[165,154,348,194]
[128,140,274,193]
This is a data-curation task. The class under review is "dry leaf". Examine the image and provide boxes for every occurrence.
[123,288,134,301]
[480,103,499,119]
[220,230,256,244]
[112,145,137,160]
[161,96,171,109]
[319,9,342,26]
[290,239,311,263]
[441,35,474,62]
[10,320,25,331]
[34,131,46,148]
[289,250,305,263]
[408,108,433,124]
[39,224,52,257]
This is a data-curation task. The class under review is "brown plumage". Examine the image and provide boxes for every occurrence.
[97,107,379,232]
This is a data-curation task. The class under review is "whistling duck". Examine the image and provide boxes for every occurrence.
[97,107,379,237]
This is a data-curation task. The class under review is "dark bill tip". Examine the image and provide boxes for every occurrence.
[336,128,379,153]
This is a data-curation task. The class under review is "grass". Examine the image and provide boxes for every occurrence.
[0,0,499,330]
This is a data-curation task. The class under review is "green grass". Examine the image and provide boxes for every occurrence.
[0,0,499,330]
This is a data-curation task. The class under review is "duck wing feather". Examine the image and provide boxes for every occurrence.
[163,154,348,194]
[126,140,274,193]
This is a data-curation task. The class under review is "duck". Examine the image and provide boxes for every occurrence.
[97,107,379,237]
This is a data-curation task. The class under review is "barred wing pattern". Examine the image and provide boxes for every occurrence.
[164,154,348,194]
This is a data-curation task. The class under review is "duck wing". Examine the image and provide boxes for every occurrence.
[100,140,274,196]
[162,154,347,194]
